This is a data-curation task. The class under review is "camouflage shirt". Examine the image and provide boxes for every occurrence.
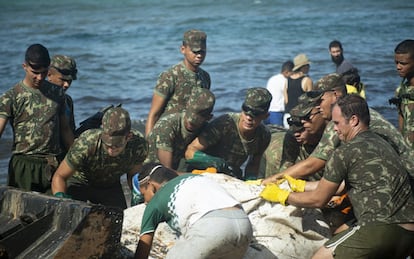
[324,130,414,226]
[154,61,211,116]
[395,80,414,147]
[0,80,65,156]
[66,129,148,187]
[311,108,414,179]
[146,113,202,169]
[260,126,287,178]
[200,113,271,169]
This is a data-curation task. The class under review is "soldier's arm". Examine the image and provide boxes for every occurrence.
[145,94,167,137]
[262,156,326,185]
[51,159,75,195]
[0,117,7,138]
[185,136,208,160]
[157,149,174,169]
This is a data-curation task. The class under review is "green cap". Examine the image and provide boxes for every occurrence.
[314,73,345,92]
[183,29,207,52]
[185,88,215,127]
[242,87,272,117]
[290,91,322,118]
[50,55,77,80]
[101,107,131,147]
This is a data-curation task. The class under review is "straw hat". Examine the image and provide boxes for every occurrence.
[293,53,311,71]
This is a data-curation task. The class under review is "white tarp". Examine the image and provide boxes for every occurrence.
[120,173,331,258]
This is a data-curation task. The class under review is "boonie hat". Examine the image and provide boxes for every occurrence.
[183,29,207,52]
[101,107,131,147]
[314,73,345,92]
[185,88,215,126]
[50,55,77,80]
[242,87,272,117]
[293,53,311,71]
[290,91,322,118]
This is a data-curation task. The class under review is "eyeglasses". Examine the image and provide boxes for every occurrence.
[242,104,266,117]
[50,66,77,77]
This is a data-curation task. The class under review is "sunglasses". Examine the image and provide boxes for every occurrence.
[242,104,266,117]
[287,116,303,127]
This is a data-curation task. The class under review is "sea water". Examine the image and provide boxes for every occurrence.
[0,0,412,184]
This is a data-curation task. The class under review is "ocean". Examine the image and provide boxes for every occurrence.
[0,0,412,185]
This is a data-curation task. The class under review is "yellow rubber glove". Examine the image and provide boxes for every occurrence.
[245,179,263,185]
[192,167,217,174]
[259,183,290,205]
[283,175,306,192]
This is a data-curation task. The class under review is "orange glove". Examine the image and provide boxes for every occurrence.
[192,167,217,174]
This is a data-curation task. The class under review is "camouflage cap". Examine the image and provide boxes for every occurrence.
[185,87,215,127]
[183,29,207,52]
[242,87,272,117]
[101,107,131,147]
[290,91,323,118]
[314,73,345,92]
[50,55,77,80]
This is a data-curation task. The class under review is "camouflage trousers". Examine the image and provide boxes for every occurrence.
[8,154,59,194]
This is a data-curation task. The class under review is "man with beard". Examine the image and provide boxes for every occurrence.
[329,40,355,75]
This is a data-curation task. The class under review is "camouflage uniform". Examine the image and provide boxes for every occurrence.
[312,108,414,179]
[146,88,215,170]
[395,80,414,148]
[199,112,270,178]
[324,130,414,257]
[65,107,148,209]
[50,55,78,134]
[154,62,211,116]
[65,129,147,208]
[0,80,66,192]
[259,125,288,178]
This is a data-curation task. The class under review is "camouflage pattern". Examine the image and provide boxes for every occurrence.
[259,125,288,177]
[395,80,414,148]
[242,87,272,115]
[146,113,201,169]
[290,91,322,118]
[183,29,207,52]
[66,129,148,187]
[0,80,65,156]
[324,130,414,226]
[185,87,215,126]
[199,113,271,174]
[154,62,211,116]
[313,73,345,92]
[311,108,414,179]
[101,107,131,146]
[50,55,77,80]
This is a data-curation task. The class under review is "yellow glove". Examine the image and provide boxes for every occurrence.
[192,167,217,174]
[283,175,306,192]
[245,179,263,185]
[259,183,290,205]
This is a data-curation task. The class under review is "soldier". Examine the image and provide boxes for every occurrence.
[51,107,148,209]
[47,55,78,134]
[0,44,74,193]
[145,87,215,171]
[185,87,272,180]
[145,29,211,136]
[392,39,414,147]
[134,163,252,259]
[260,95,414,258]
[263,73,414,186]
